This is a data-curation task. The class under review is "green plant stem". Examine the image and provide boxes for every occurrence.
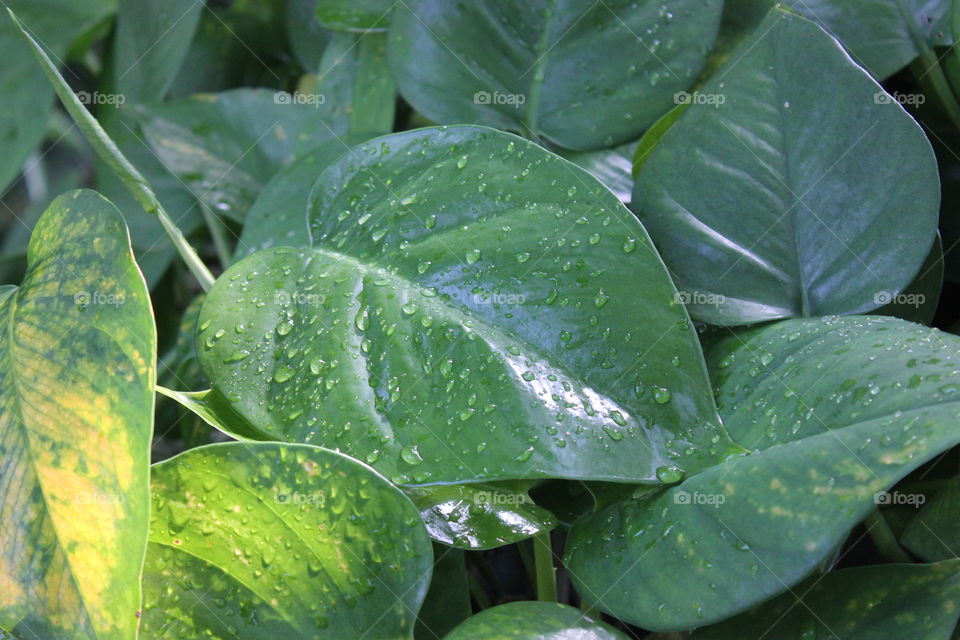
[8,9,215,291]
[533,532,557,602]
[200,203,232,269]
[865,509,912,563]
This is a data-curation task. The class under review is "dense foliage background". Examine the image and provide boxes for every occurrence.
[2,1,960,639]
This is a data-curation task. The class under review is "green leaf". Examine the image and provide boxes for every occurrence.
[141,442,433,638]
[688,561,960,639]
[631,104,687,177]
[197,125,737,486]
[155,386,269,441]
[388,0,723,151]
[405,483,557,550]
[875,233,944,325]
[414,545,471,639]
[561,141,636,203]
[138,88,343,223]
[444,602,628,639]
[633,9,940,326]
[112,0,203,102]
[234,143,351,261]
[782,0,954,80]
[287,0,332,71]
[316,0,391,32]
[565,316,960,631]
[0,0,115,193]
[313,32,396,137]
[0,190,155,639]
[902,475,960,561]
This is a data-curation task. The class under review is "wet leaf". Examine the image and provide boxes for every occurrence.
[633,9,940,325]
[0,190,155,639]
[141,442,433,638]
[566,316,960,630]
[405,483,557,550]
[388,0,723,150]
[444,601,628,639]
[688,561,960,639]
[197,125,737,486]
[315,0,392,32]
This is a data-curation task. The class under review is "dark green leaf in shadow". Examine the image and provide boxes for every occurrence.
[902,474,960,561]
[444,602,628,639]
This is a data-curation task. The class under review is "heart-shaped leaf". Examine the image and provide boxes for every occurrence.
[633,8,940,326]
[197,125,736,486]
[0,190,155,640]
[688,560,960,639]
[141,442,432,638]
[444,601,628,639]
[388,0,723,151]
[902,474,960,561]
[406,483,557,550]
[565,316,960,630]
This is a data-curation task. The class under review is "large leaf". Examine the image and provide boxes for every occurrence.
[444,602,628,639]
[388,0,724,151]
[197,125,737,486]
[141,442,433,638]
[565,316,960,630]
[901,474,960,561]
[139,88,341,222]
[112,0,203,102]
[0,190,155,639]
[633,9,940,326]
[414,545,471,639]
[0,1,116,194]
[688,561,960,639]
[783,0,953,80]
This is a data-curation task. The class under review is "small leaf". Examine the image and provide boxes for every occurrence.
[316,0,392,32]
[405,483,557,550]
[0,190,155,640]
[633,8,940,325]
[566,316,960,630]
[388,0,724,150]
[141,442,433,638]
[444,601,628,639]
[688,561,960,639]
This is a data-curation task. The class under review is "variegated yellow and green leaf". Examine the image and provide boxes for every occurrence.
[0,190,155,640]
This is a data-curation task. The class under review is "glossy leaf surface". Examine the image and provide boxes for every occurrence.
[688,561,960,639]
[141,442,432,639]
[444,602,628,639]
[0,190,155,640]
[388,0,723,150]
[197,125,735,485]
[566,316,960,630]
[633,9,940,325]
